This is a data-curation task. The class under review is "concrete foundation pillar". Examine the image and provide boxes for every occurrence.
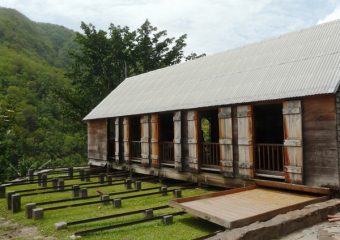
[25,203,36,219]
[173,189,182,198]
[80,188,88,198]
[144,209,154,219]
[0,185,5,198]
[101,194,110,205]
[32,208,44,220]
[84,170,90,182]
[72,185,80,198]
[41,174,47,187]
[58,179,64,191]
[37,173,42,186]
[162,215,173,225]
[7,191,15,210]
[125,179,132,189]
[99,173,106,184]
[68,167,73,179]
[113,198,122,208]
[160,186,168,196]
[51,178,58,189]
[11,194,21,213]
[135,181,142,191]
[28,169,34,183]
[79,169,85,181]
[107,175,113,185]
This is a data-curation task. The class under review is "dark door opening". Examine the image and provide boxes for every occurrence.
[108,118,115,162]
[253,104,284,178]
[198,109,220,170]
[130,116,141,161]
[159,113,174,165]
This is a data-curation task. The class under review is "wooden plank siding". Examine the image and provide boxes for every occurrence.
[114,118,120,164]
[303,95,339,187]
[219,107,233,177]
[87,119,108,161]
[123,117,130,163]
[187,111,200,172]
[140,115,150,166]
[283,100,303,184]
[150,114,160,168]
[173,111,183,171]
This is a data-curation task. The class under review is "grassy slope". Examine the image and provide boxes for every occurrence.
[0,175,221,240]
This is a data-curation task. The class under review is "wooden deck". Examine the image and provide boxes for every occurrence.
[170,183,329,229]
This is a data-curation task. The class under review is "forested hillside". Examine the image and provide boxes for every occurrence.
[0,7,85,177]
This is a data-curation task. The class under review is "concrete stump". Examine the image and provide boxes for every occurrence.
[72,185,80,198]
[125,179,132,189]
[107,175,113,185]
[11,194,21,213]
[0,185,5,198]
[7,191,15,210]
[99,173,106,184]
[173,189,182,198]
[144,209,154,219]
[25,203,36,219]
[51,178,58,189]
[84,170,90,182]
[58,179,64,191]
[68,167,73,179]
[101,194,110,205]
[32,208,44,220]
[160,186,168,196]
[41,174,48,187]
[28,169,34,183]
[113,198,122,208]
[79,169,85,181]
[80,188,88,198]
[135,181,142,191]
[37,173,42,186]
[162,215,173,225]
[55,221,67,230]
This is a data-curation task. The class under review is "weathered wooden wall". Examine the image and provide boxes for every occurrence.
[150,114,159,168]
[141,115,150,165]
[173,111,183,171]
[187,111,199,172]
[219,107,233,177]
[88,119,107,161]
[114,118,120,164]
[123,117,130,163]
[303,94,339,187]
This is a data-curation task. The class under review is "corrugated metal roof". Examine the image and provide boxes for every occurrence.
[84,20,340,120]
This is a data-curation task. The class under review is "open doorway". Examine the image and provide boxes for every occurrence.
[130,116,141,162]
[253,103,284,179]
[159,113,174,166]
[199,109,220,170]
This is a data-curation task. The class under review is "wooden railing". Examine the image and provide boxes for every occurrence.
[160,141,174,164]
[130,141,142,160]
[255,143,284,173]
[201,142,220,168]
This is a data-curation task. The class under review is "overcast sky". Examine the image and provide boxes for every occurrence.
[1,0,340,55]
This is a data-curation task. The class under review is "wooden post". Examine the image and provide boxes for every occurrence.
[283,100,303,184]
[219,107,233,177]
[150,114,160,168]
[187,111,199,172]
[237,105,254,178]
[141,115,150,166]
[114,118,120,164]
[173,111,182,171]
[123,117,130,164]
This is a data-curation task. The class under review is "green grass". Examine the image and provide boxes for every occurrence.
[0,175,222,240]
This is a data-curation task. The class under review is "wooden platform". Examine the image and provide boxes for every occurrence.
[170,182,329,229]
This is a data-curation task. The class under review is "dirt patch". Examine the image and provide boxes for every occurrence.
[0,217,56,240]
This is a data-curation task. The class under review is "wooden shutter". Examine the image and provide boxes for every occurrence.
[114,118,120,164]
[173,111,182,171]
[187,111,199,172]
[123,117,130,163]
[88,119,108,162]
[283,100,303,184]
[141,115,150,166]
[219,107,233,177]
[150,114,160,168]
[237,105,254,178]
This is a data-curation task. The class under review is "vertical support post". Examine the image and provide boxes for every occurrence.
[150,114,160,168]
[115,118,120,164]
[219,107,233,177]
[283,100,303,184]
[141,115,150,166]
[123,117,130,164]
[11,194,21,213]
[173,111,182,171]
[187,111,199,172]
[28,169,34,183]
[41,174,47,187]
[68,167,73,179]
[0,185,5,198]
[37,173,42,186]
[237,105,254,178]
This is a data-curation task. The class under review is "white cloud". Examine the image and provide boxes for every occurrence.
[0,0,336,55]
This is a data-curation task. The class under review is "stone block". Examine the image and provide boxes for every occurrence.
[51,178,58,189]
[55,221,67,230]
[58,179,64,191]
[25,203,36,219]
[28,169,34,183]
[68,167,73,179]
[72,185,80,198]
[79,169,85,181]
[162,215,173,225]
[80,188,88,198]
[101,194,110,205]
[37,173,42,186]
[135,181,142,191]
[11,194,21,213]
[125,179,132,189]
[173,189,182,198]
[160,186,168,196]
[41,174,48,187]
[144,209,154,219]
[32,208,44,220]
[99,173,106,183]
[113,198,122,208]
[0,185,5,198]
[107,175,113,185]
[7,191,15,210]
[84,170,90,182]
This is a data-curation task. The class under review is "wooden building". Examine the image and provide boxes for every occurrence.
[84,20,340,188]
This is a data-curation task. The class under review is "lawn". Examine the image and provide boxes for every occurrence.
[0,172,222,240]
